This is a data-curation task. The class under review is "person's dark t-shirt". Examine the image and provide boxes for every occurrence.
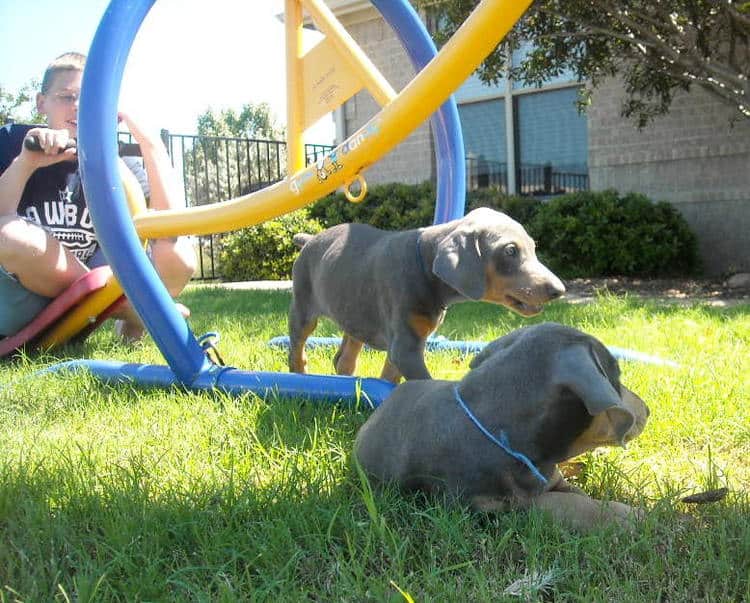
[0,123,147,264]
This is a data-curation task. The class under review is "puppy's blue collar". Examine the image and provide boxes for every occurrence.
[453,385,548,484]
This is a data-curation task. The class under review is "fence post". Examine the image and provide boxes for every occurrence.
[160,128,170,156]
[543,164,552,194]
[465,153,478,191]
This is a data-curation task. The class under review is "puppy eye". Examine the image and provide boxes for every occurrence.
[504,244,518,257]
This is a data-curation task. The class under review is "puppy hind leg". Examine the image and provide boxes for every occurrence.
[288,303,318,374]
[333,334,364,375]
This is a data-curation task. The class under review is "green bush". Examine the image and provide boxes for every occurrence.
[309,181,542,231]
[309,181,438,230]
[466,187,541,226]
[302,183,700,279]
[218,210,324,281]
[529,190,700,278]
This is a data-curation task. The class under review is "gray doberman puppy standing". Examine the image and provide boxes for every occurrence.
[288,207,565,382]
[354,323,650,533]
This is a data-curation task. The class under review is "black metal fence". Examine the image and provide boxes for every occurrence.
[159,131,334,280]
[136,131,588,280]
[466,156,589,197]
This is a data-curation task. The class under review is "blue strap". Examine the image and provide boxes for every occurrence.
[453,385,548,484]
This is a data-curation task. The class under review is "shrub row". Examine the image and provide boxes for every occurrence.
[218,210,323,282]
[531,190,699,278]
[217,184,699,281]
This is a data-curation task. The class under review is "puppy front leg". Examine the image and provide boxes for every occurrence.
[532,491,643,534]
[380,359,403,383]
[388,330,430,381]
[548,467,586,496]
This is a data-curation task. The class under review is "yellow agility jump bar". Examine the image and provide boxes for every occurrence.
[133,0,532,240]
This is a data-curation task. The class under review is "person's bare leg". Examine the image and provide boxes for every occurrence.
[0,216,87,296]
[113,237,196,342]
[149,237,197,297]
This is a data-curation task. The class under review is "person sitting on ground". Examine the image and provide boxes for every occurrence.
[0,51,196,343]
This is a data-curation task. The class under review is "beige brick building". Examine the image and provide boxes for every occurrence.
[324,1,749,276]
[588,81,750,276]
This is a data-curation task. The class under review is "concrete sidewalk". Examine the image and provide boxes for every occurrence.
[193,280,293,291]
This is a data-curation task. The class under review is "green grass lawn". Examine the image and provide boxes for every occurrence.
[0,287,748,602]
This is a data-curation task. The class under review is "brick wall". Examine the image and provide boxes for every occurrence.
[589,79,750,275]
[330,4,749,276]
[337,8,434,186]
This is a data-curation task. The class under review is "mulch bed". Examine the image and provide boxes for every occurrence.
[563,276,750,304]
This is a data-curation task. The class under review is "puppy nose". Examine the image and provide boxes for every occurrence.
[546,281,566,300]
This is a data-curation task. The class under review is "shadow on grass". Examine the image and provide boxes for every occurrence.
[2,292,747,598]
[0,434,747,601]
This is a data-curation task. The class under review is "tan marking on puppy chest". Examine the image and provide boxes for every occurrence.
[409,313,440,339]
[566,414,617,459]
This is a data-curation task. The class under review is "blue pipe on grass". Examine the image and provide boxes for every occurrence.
[37,360,396,408]
[267,335,680,368]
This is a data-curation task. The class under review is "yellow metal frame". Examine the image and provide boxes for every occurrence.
[132,0,532,240]
[302,0,396,107]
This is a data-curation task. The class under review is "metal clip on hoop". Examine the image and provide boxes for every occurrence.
[344,174,367,203]
[197,331,226,366]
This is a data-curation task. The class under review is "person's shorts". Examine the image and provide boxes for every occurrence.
[0,264,52,338]
[0,246,159,339]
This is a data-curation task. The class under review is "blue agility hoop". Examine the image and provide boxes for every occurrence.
[78,0,463,399]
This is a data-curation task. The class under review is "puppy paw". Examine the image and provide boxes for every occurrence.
[600,500,645,531]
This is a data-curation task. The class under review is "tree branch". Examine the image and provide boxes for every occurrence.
[543,3,748,94]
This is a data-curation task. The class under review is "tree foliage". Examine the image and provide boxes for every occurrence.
[196,103,284,140]
[183,103,287,209]
[0,80,43,124]
[420,0,750,126]
[183,103,291,275]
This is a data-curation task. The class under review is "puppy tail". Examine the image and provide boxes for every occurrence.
[293,233,314,249]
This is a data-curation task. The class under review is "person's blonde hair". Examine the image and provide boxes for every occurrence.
[41,52,86,93]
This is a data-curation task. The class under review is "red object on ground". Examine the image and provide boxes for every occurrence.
[0,267,124,358]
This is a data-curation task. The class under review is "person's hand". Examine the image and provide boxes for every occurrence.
[117,111,162,151]
[20,127,77,168]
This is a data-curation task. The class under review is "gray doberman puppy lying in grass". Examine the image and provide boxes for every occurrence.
[288,208,565,382]
[354,323,650,533]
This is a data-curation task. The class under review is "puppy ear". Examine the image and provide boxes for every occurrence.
[432,228,485,300]
[555,344,635,445]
